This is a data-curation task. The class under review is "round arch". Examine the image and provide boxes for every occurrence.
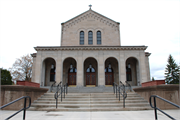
[63,57,77,86]
[104,57,119,85]
[83,57,98,86]
[125,57,140,86]
[42,57,56,86]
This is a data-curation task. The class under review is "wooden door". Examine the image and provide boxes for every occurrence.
[68,73,76,85]
[86,73,96,85]
[105,72,114,85]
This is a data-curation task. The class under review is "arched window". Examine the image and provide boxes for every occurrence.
[126,67,132,81]
[97,31,101,44]
[105,67,113,73]
[50,67,56,81]
[86,67,95,73]
[80,31,84,45]
[69,67,77,73]
[88,31,93,45]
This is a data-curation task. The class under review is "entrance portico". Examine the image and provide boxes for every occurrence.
[31,46,150,87]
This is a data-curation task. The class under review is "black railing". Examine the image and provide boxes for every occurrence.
[0,96,31,120]
[50,81,56,92]
[113,82,127,108]
[56,81,62,92]
[54,82,68,108]
[149,95,180,120]
[125,81,132,92]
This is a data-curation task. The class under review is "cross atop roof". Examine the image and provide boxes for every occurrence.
[89,4,92,9]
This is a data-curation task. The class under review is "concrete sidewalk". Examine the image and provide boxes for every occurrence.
[0,110,180,120]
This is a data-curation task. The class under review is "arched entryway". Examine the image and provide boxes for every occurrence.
[68,67,77,85]
[84,57,98,87]
[104,57,119,85]
[125,57,139,86]
[63,57,77,86]
[105,67,113,85]
[86,66,96,85]
[42,57,56,86]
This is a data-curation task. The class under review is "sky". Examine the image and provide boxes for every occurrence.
[0,0,179,80]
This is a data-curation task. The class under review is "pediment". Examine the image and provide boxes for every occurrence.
[62,9,120,31]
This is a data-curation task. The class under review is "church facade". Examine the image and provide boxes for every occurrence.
[31,8,151,87]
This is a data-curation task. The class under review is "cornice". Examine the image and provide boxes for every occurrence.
[31,53,37,57]
[145,52,151,57]
[34,46,148,51]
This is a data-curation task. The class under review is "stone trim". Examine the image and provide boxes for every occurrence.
[133,84,179,91]
[1,85,48,92]
[145,52,151,57]
[34,46,147,51]
[31,53,37,57]
[62,9,119,32]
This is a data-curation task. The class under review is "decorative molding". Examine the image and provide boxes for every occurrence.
[31,53,37,57]
[145,52,151,57]
[34,46,147,51]
[62,10,119,32]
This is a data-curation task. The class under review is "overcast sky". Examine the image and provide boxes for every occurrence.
[0,0,179,80]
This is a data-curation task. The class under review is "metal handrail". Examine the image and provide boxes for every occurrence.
[119,81,127,99]
[56,81,62,92]
[125,81,132,92]
[50,81,56,92]
[0,96,31,120]
[54,82,68,108]
[149,95,180,120]
[119,81,125,88]
[113,82,127,108]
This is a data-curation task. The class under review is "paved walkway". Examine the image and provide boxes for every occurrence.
[0,110,180,120]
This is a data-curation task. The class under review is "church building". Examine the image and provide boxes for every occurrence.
[31,6,151,87]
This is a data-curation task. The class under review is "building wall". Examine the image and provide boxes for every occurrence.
[134,85,180,109]
[61,10,120,46]
[32,49,150,87]
[1,85,48,110]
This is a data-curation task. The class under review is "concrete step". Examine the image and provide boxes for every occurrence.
[48,86,134,93]
[36,97,144,101]
[31,103,150,108]
[31,92,151,111]
[43,94,139,97]
[44,92,137,95]
[33,99,148,104]
[40,95,141,99]
[29,106,152,111]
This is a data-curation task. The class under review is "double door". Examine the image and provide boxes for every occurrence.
[68,73,76,85]
[86,73,96,85]
[105,72,114,85]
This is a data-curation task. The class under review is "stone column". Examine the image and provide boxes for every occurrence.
[55,51,62,84]
[98,51,105,86]
[77,51,83,87]
[34,51,43,85]
[145,55,151,82]
[139,51,148,84]
[31,56,36,83]
[119,51,126,84]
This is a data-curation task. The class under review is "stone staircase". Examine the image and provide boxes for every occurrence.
[29,91,151,111]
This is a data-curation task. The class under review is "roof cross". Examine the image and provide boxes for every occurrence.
[89,4,92,9]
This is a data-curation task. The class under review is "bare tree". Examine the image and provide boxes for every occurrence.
[10,54,33,81]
